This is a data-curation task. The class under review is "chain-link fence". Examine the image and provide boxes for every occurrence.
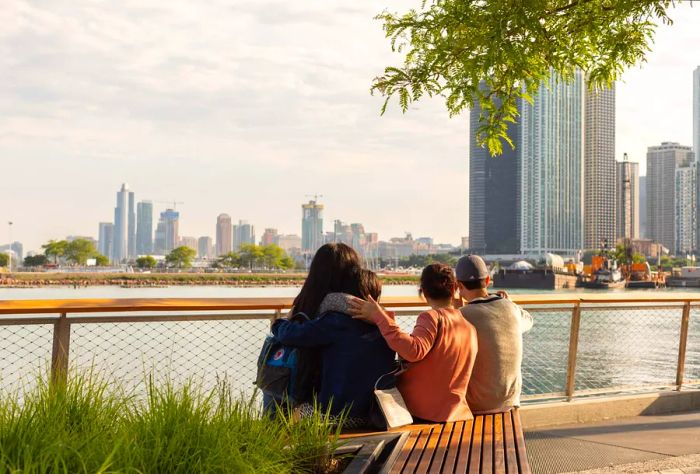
[1,299,699,401]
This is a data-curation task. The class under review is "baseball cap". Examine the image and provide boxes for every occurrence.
[455,255,489,281]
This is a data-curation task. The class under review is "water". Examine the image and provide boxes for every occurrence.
[1,285,699,400]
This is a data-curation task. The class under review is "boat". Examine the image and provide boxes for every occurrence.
[625,262,665,289]
[578,254,626,289]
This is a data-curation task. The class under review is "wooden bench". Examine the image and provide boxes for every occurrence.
[340,409,530,473]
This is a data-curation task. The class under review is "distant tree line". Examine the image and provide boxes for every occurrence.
[25,239,109,267]
[133,244,295,271]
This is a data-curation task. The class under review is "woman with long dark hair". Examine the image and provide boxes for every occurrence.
[270,243,395,427]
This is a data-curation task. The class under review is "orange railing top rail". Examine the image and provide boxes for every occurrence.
[2,293,700,315]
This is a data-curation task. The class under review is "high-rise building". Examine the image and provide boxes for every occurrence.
[216,214,232,256]
[584,86,616,249]
[639,176,647,239]
[0,242,23,263]
[98,222,114,259]
[468,87,521,254]
[154,209,179,254]
[676,163,697,254]
[276,234,302,254]
[694,66,700,163]
[179,236,198,252]
[136,201,153,255]
[112,183,134,262]
[260,228,278,246]
[615,154,639,241]
[233,220,255,250]
[647,142,694,254]
[520,71,585,255]
[302,200,324,253]
[198,236,213,259]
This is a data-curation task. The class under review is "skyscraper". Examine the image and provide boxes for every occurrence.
[647,142,694,254]
[233,220,255,250]
[112,183,135,262]
[694,66,700,163]
[615,154,639,241]
[154,209,179,254]
[302,199,324,253]
[179,236,198,252]
[216,214,232,256]
[98,222,114,259]
[639,176,647,238]
[468,88,521,254]
[520,71,585,255]
[198,236,213,259]
[676,163,696,254]
[584,86,616,249]
[136,201,153,255]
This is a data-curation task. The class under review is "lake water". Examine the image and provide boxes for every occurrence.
[1,285,699,400]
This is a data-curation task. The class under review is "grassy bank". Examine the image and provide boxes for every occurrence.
[0,372,344,473]
[0,272,419,287]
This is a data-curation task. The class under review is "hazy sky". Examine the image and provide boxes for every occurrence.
[2,1,699,253]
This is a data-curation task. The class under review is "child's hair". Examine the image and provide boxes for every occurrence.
[358,269,382,301]
[419,263,457,300]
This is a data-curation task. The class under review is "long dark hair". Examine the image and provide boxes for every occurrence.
[292,243,362,318]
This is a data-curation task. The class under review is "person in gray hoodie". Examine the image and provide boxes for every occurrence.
[455,255,533,414]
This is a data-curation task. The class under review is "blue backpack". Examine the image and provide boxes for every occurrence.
[254,313,315,406]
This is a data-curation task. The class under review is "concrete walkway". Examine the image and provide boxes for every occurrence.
[525,411,700,474]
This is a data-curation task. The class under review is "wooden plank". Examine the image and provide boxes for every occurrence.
[416,424,444,473]
[481,415,493,473]
[512,410,531,474]
[430,422,454,473]
[388,429,421,474]
[443,420,465,473]
[493,413,505,474]
[403,426,433,473]
[468,416,483,474]
[502,410,518,474]
[455,419,473,473]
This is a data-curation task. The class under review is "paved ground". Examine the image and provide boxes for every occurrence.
[525,411,700,474]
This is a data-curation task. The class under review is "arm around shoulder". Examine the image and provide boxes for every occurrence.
[271,316,334,347]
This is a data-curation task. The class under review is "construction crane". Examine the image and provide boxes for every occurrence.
[154,200,184,210]
[305,194,323,202]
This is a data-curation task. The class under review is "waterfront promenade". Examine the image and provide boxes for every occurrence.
[1,293,699,472]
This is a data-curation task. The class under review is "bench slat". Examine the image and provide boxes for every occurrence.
[481,415,494,472]
[429,422,454,473]
[512,409,531,474]
[493,412,506,473]
[389,429,421,474]
[442,420,465,473]
[455,419,474,473]
[416,423,445,473]
[468,416,483,473]
[403,426,433,473]
[502,410,518,474]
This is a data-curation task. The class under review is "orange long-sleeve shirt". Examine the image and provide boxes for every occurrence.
[375,307,478,422]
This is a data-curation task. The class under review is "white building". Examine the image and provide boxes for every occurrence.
[520,70,585,256]
[694,66,700,163]
[615,155,640,241]
[675,163,697,254]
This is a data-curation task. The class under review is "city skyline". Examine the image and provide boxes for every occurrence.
[2,2,700,252]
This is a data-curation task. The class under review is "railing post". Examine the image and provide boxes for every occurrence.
[675,302,691,390]
[565,303,582,401]
[51,313,71,386]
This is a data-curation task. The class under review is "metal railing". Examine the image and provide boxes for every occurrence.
[0,295,699,402]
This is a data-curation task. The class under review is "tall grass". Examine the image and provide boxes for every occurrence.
[0,372,344,473]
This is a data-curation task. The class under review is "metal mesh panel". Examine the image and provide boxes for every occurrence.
[0,324,53,394]
[69,318,270,398]
[575,306,682,392]
[522,308,571,397]
[687,308,700,383]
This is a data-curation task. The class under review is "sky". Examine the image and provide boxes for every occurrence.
[1,1,699,254]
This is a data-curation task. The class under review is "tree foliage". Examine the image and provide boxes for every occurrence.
[373,0,675,155]
[42,240,68,264]
[41,239,108,266]
[136,255,157,269]
[0,253,8,268]
[214,245,295,270]
[23,254,48,267]
[166,246,197,269]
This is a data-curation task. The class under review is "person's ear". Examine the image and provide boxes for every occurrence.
[484,275,491,287]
